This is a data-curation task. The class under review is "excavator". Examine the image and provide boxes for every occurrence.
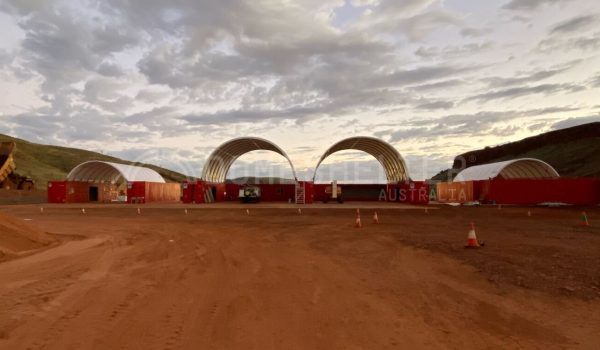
[0,142,35,190]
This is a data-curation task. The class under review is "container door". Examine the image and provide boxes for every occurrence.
[89,186,99,202]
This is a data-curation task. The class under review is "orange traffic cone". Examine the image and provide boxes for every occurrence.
[465,223,483,248]
[580,212,590,227]
[355,215,362,228]
[373,211,379,224]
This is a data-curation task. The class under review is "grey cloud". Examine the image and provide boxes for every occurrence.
[460,27,492,38]
[465,83,585,103]
[414,42,493,59]
[551,114,600,130]
[502,0,573,11]
[550,14,598,35]
[481,66,572,88]
[537,32,600,52]
[415,100,454,110]
[376,106,583,142]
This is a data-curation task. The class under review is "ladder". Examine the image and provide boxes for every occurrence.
[295,182,305,204]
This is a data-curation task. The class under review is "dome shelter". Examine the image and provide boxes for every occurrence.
[49,161,179,204]
[201,137,297,183]
[312,136,410,184]
[454,158,559,182]
[67,161,166,184]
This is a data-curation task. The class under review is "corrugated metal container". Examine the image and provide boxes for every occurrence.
[127,182,181,203]
[181,181,207,204]
[297,181,314,204]
[399,181,430,204]
[486,178,600,205]
[47,181,67,203]
[436,181,474,203]
[181,181,194,203]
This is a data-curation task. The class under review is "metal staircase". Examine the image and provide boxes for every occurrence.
[295,182,305,204]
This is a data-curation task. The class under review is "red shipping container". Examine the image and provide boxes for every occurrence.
[181,181,195,203]
[47,181,67,203]
[436,182,474,203]
[127,182,181,203]
[486,178,600,205]
[399,181,429,204]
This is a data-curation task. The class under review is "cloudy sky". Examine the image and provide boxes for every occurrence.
[0,0,599,182]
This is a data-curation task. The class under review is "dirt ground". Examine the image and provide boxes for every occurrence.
[0,203,599,349]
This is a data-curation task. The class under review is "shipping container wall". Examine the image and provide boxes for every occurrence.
[181,181,207,204]
[259,184,296,202]
[297,181,314,204]
[487,178,600,205]
[225,184,241,201]
[222,183,296,202]
[127,182,181,203]
[47,181,67,203]
[181,182,194,203]
[127,182,147,203]
[194,181,206,204]
[313,184,396,202]
[146,182,181,203]
[398,181,430,204]
[436,182,474,203]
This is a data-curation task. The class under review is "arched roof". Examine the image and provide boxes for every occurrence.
[312,136,410,183]
[201,137,297,183]
[454,158,559,182]
[67,161,165,183]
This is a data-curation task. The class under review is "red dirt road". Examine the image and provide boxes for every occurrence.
[0,204,599,349]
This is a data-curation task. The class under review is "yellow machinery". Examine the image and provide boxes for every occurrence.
[0,142,34,190]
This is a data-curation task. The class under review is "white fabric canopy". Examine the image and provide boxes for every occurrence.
[454,158,559,181]
[67,161,165,183]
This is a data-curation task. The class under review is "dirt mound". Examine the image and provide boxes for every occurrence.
[0,211,54,261]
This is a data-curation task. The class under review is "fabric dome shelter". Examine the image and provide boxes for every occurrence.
[201,137,298,183]
[454,158,559,182]
[312,136,410,184]
[66,161,165,184]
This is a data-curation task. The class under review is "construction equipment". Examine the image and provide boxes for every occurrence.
[323,180,343,203]
[0,142,34,190]
[239,185,261,203]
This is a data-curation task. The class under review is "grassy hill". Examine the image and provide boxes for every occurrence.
[431,122,600,181]
[0,134,189,188]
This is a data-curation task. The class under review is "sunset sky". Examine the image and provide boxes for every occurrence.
[0,0,599,182]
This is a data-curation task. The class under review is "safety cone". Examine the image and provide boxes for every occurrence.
[137,208,141,215]
[373,211,379,224]
[355,215,362,228]
[580,212,590,227]
[81,208,86,214]
[464,223,483,248]
[246,209,250,216]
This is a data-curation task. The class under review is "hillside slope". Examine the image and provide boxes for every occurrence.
[432,122,600,181]
[0,134,189,188]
